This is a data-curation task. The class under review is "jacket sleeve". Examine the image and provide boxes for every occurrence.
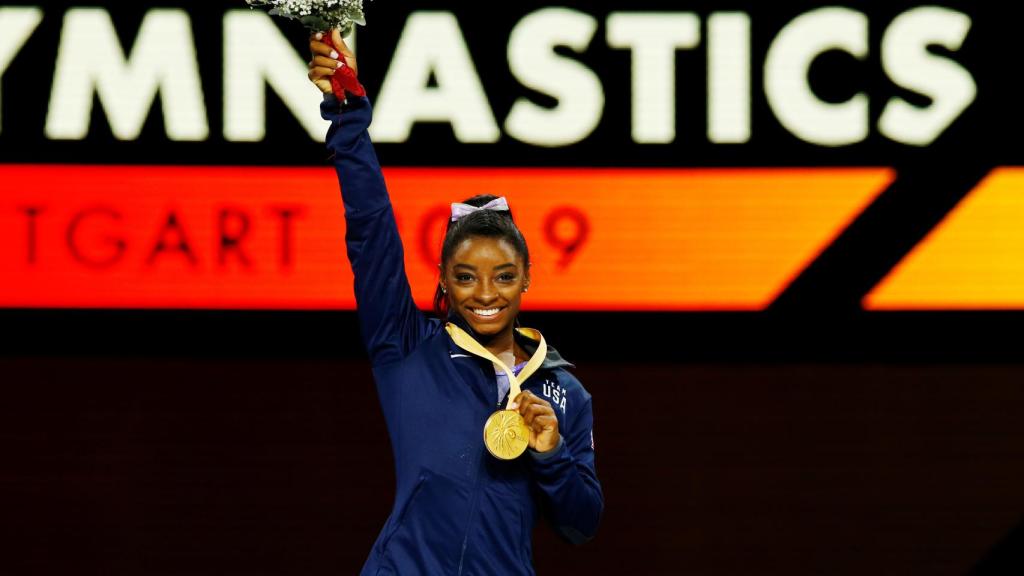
[322,94,437,367]
[528,389,604,544]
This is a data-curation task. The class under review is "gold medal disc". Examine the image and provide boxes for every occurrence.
[483,410,530,460]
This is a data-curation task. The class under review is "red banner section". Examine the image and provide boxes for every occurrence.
[866,168,1024,309]
[1,165,890,310]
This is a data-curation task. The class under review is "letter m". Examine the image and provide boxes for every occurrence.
[45,9,208,141]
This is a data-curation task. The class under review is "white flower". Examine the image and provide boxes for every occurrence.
[245,0,369,35]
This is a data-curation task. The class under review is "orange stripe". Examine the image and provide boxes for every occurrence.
[0,165,890,310]
[866,168,1024,310]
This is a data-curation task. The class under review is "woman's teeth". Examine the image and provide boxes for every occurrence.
[472,308,501,317]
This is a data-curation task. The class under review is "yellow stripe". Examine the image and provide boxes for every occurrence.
[445,324,548,409]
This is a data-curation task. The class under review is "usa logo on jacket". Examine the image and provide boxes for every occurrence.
[540,380,568,413]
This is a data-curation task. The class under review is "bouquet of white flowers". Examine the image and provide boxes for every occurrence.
[245,0,368,36]
[245,0,369,99]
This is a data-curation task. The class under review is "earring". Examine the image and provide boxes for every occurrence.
[523,287,529,293]
[442,286,447,294]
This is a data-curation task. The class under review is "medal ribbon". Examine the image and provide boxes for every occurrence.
[445,323,548,410]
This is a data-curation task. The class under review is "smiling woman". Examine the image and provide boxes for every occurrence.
[434,197,530,344]
[445,234,526,333]
[309,29,602,576]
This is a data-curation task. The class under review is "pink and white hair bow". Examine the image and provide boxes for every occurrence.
[450,197,510,222]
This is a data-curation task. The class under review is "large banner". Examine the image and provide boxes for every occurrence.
[1,1,1017,310]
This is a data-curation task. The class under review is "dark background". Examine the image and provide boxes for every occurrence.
[3,1,1024,574]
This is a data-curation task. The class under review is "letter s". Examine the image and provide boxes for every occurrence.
[879,7,976,146]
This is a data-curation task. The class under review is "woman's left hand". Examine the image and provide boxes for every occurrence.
[511,390,560,454]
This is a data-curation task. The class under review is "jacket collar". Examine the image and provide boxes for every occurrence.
[446,312,574,371]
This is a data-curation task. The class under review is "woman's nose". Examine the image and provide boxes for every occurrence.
[474,280,498,303]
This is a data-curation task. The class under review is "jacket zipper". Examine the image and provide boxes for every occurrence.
[456,373,503,575]
[456,459,484,576]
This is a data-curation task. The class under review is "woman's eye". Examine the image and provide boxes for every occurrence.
[498,273,516,282]
[456,274,473,282]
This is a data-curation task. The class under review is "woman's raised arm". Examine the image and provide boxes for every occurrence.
[310,31,438,367]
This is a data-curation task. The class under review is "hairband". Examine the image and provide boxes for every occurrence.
[450,197,510,222]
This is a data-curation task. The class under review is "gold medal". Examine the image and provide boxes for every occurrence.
[447,324,548,460]
[483,410,531,460]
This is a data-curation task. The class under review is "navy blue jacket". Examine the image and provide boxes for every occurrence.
[322,95,603,576]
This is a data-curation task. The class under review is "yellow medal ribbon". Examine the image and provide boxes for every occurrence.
[446,323,548,460]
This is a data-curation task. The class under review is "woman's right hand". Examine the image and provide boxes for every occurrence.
[308,29,358,95]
